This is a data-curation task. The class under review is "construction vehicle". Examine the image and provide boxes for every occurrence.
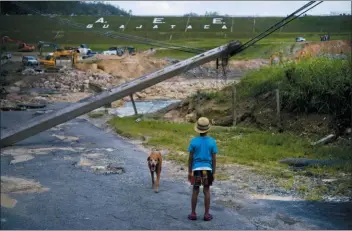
[2,36,35,52]
[37,41,73,57]
[39,49,79,68]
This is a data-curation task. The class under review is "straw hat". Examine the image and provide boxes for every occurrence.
[194,117,211,133]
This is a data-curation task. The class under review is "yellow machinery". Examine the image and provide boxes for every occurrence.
[37,41,73,57]
[40,50,79,68]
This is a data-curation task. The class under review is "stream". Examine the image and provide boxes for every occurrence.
[106,99,181,117]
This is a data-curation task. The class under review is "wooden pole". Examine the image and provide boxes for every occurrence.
[276,88,281,129]
[130,94,138,115]
[196,90,201,118]
[350,91,352,132]
[232,84,237,126]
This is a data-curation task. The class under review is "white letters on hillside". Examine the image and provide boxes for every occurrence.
[213,18,224,24]
[87,17,109,29]
[153,18,165,24]
[86,17,230,30]
[95,17,105,23]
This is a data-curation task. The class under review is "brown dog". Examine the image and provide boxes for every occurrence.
[147,151,162,193]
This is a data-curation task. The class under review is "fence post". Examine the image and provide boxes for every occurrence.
[276,88,281,130]
[195,90,201,118]
[232,84,237,126]
[130,94,138,115]
[350,91,352,131]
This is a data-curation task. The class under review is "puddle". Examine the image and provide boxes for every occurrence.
[106,99,181,117]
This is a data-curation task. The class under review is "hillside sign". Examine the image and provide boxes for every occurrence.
[86,17,228,30]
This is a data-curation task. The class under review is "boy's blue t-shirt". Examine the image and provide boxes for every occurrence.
[188,136,218,170]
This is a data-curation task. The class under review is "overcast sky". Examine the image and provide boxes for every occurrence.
[108,1,351,16]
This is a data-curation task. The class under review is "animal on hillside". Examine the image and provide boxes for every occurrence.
[147,151,162,193]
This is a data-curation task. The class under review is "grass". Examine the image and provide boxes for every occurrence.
[107,116,352,200]
[108,117,351,170]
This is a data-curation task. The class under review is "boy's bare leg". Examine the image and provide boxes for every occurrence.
[191,186,200,214]
[203,185,210,215]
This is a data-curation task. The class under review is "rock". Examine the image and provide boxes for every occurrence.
[111,100,124,108]
[6,93,22,101]
[13,81,25,87]
[185,112,196,122]
[29,91,39,97]
[84,80,90,84]
[4,86,20,93]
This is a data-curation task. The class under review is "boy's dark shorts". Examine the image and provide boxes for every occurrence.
[192,170,213,187]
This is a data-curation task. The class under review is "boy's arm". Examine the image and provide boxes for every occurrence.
[188,140,194,180]
[188,152,193,174]
[212,140,218,175]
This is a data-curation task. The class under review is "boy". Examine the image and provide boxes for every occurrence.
[187,117,218,221]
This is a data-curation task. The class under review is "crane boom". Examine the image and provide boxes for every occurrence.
[0,41,241,148]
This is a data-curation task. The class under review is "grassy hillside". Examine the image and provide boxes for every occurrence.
[0,15,350,45]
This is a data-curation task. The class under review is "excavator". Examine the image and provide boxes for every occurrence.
[37,41,73,57]
[2,36,35,52]
[39,49,79,68]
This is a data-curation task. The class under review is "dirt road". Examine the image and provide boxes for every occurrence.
[1,103,351,229]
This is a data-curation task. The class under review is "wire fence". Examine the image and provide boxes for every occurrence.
[228,84,352,134]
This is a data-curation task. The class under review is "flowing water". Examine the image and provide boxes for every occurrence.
[107,99,181,117]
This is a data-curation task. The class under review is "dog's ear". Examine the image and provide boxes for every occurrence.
[147,156,150,162]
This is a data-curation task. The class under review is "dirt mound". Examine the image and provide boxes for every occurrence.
[295,40,351,59]
[75,54,168,80]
